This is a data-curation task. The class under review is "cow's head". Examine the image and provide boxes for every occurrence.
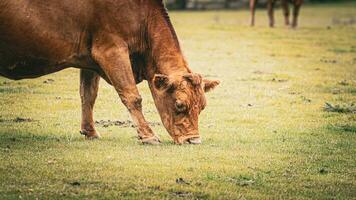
[151,73,219,144]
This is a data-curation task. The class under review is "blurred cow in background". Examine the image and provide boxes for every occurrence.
[250,0,303,28]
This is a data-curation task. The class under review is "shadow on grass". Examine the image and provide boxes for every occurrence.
[325,124,356,134]
[0,131,115,150]
[0,130,183,150]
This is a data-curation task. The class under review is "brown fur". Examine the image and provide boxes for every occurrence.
[0,0,219,144]
[250,0,303,28]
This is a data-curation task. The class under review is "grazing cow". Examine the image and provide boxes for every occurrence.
[0,0,220,145]
[250,0,303,28]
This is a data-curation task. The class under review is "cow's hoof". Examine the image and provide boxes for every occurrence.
[80,130,101,140]
[141,136,161,145]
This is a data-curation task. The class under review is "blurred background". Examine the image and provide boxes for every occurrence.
[0,0,355,199]
[164,0,351,10]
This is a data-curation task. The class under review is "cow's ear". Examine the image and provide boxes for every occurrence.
[183,73,202,86]
[203,79,220,93]
[153,74,171,90]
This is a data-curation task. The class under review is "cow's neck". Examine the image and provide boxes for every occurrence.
[144,5,191,122]
[146,6,191,79]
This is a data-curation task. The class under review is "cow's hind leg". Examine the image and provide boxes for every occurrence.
[292,0,303,28]
[92,35,160,145]
[281,0,290,26]
[249,0,258,26]
[80,69,101,139]
[267,0,275,27]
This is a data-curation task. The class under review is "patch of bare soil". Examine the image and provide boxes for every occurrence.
[324,102,356,114]
[0,117,36,123]
[95,120,161,128]
[172,191,192,198]
[13,117,35,123]
[320,58,337,64]
[271,78,288,83]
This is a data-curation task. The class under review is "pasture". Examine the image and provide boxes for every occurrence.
[0,2,355,199]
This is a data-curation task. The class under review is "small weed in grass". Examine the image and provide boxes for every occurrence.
[319,168,329,174]
[176,178,190,185]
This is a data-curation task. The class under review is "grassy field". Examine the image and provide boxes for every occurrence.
[1,2,356,199]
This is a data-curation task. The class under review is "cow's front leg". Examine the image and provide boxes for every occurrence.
[80,69,100,139]
[92,36,160,145]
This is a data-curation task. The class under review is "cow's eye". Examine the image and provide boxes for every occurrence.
[175,100,187,113]
[166,85,176,94]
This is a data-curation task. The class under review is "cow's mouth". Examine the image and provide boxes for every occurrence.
[186,137,202,144]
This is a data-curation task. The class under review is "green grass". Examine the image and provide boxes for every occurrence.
[1,2,356,199]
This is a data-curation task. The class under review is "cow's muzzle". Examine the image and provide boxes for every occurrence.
[186,137,202,144]
[174,134,201,145]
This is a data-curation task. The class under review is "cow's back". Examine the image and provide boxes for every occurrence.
[0,0,97,79]
[0,0,156,80]
[0,0,95,59]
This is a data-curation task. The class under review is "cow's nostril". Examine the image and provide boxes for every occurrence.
[175,100,185,110]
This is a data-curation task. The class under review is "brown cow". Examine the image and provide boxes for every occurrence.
[0,0,220,145]
[250,0,303,28]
